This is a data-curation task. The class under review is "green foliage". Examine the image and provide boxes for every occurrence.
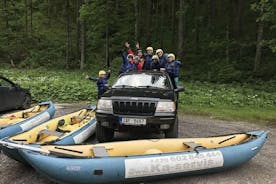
[0,0,275,81]
[0,68,99,103]
[1,68,275,116]
[179,81,276,109]
[251,0,276,53]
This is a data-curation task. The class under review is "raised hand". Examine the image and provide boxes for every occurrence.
[136,42,140,49]
[125,42,130,48]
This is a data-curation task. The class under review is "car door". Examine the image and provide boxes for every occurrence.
[0,77,20,111]
[0,78,11,111]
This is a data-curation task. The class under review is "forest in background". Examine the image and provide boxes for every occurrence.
[0,0,275,82]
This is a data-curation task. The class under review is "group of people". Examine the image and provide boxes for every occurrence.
[119,42,181,88]
[87,42,182,98]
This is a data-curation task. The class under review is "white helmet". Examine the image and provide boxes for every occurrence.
[167,53,175,60]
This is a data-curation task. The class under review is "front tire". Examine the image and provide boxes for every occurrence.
[96,122,114,143]
[21,94,32,109]
[165,117,179,138]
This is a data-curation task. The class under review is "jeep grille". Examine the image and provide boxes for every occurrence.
[113,100,157,116]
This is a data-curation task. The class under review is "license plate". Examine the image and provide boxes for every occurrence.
[119,117,146,126]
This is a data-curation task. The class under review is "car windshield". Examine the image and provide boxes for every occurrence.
[112,73,171,89]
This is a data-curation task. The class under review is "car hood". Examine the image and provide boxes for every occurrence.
[102,88,174,100]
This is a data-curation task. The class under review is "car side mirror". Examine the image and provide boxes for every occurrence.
[174,86,185,93]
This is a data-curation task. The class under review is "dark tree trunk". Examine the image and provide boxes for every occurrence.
[66,0,70,69]
[4,0,9,29]
[105,0,110,68]
[138,0,143,44]
[171,0,176,48]
[105,25,109,67]
[153,1,159,44]
[208,0,215,32]
[160,0,165,47]
[226,24,230,63]
[25,0,28,33]
[177,0,185,60]
[30,0,33,34]
[254,21,264,72]
[7,53,15,68]
[47,0,51,27]
[80,20,86,70]
[76,0,80,65]
[134,0,138,41]
[231,0,243,40]
[237,0,243,39]
[145,0,152,45]
[225,0,231,64]
[195,0,199,52]
[237,0,243,61]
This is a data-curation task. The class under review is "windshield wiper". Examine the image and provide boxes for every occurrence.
[113,85,136,88]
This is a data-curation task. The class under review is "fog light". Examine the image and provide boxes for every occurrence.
[160,124,170,129]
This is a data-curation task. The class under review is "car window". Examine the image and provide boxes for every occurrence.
[0,78,12,88]
[113,73,171,89]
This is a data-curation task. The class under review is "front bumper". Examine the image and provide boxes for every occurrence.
[96,112,176,132]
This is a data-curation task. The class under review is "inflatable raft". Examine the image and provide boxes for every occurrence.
[0,101,55,139]
[0,105,97,164]
[17,130,267,184]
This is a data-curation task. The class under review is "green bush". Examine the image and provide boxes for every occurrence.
[0,69,98,103]
[1,68,275,112]
[179,81,276,109]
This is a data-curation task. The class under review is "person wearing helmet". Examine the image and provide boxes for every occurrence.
[144,46,154,70]
[86,70,111,99]
[137,49,143,58]
[119,50,137,74]
[165,53,181,88]
[156,49,168,68]
[150,55,161,70]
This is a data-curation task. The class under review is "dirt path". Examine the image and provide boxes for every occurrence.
[0,104,275,184]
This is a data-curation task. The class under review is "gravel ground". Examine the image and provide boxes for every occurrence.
[0,104,275,184]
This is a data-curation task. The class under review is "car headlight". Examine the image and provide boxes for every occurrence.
[155,101,176,113]
[97,99,113,112]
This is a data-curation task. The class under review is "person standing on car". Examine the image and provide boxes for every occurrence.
[137,55,145,71]
[119,51,136,74]
[144,46,153,70]
[165,53,181,88]
[156,49,168,68]
[135,42,144,59]
[86,70,111,99]
[150,55,161,70]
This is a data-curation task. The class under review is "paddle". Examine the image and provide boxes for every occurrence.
[0,140,86,158]
[0,140,50,154]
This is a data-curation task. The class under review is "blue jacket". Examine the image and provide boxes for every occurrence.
[119,51,136,74]
[89,73,110,98]
[144,54,152,70]
[165,60,181,78]
[159,53,168,68]
[150,61,161,70]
